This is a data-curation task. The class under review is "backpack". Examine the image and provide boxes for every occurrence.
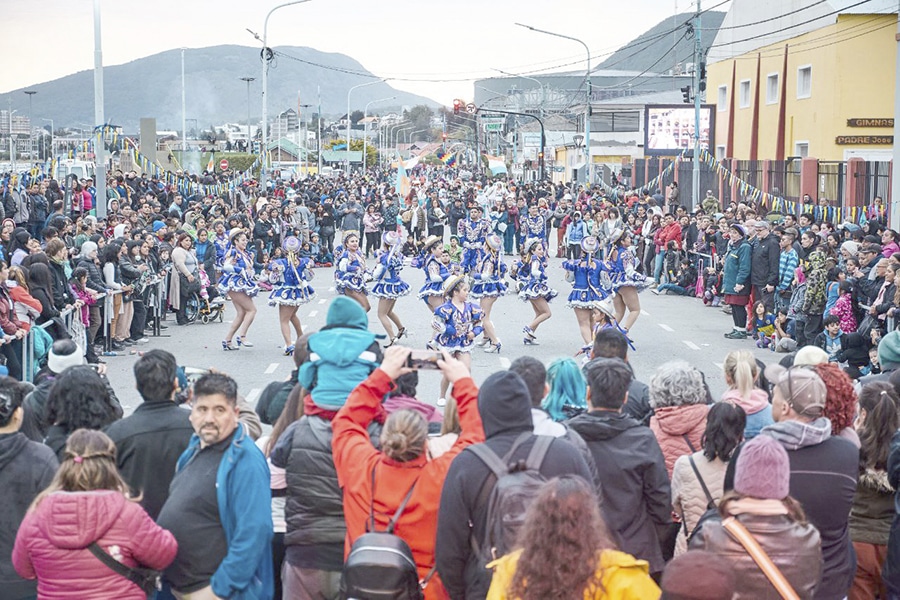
[467,432,553,562]
[340,466,433,600]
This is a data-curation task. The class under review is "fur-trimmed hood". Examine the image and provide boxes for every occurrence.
[858,467,894,494]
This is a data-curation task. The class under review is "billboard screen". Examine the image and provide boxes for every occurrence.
[644,104,715,156]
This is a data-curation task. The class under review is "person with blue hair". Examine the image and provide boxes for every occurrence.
[542,357,587,422]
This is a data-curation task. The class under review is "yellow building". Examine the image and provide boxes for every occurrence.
[707,0,897,161]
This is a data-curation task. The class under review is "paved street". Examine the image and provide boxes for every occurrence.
[105,254,778,413]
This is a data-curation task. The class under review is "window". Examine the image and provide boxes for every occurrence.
[797,65,812,99]
[716,145,726,161]
[766,73,779,104]
[739,80,751,109]
[795,141,809,157]
[717,85,728,111]
[591,111,640,133]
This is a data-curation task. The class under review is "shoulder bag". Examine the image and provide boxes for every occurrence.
[721,517,800,600]
[88,542,161,598]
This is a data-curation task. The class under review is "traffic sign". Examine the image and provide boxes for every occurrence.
[219,158,229,170]
[483,123,503,132]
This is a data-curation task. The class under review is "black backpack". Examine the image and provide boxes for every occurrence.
[340,466,433,600]
[467,432,553,563]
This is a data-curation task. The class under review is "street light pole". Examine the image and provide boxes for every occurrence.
[7,105,16,171]
[260,0,313,190]
[92,0,106,219]
[181,48,187,155]
[516,23,591,185]
[363,96,394,172]
[346,79,386,174]
[240,77,255,152]
[41,118,54,160]
[24,91,36,156]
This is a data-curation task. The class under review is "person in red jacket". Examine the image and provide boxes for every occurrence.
[653,213,683,284]
[332,345,485,600]
[12,429,178,600]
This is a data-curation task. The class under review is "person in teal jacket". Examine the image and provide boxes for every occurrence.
[298,296,382,411]
[158,373,274,600]
[723,223,753,339]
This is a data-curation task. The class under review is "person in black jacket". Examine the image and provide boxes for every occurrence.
[104,349,194,520]
[591,328,653,425]
[435,370,593,599]
[566,358,672,577]
[750,220,781,311]
[0,376,58,600]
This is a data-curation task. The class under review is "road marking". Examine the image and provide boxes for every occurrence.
[318,298,326,304]
[328,287,335,292]
[713,362,724,370]
[683,341,701,350]
[498,357,511,369]
[309,310,318,317]
[265,363,279,374]
[658,324,674,332]
[641,309,650,316]
[245,388,261,403]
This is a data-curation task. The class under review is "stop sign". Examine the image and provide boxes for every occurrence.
[219,158,229,171]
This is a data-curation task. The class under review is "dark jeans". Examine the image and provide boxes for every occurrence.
[2,339,23,380]
[657,283,690,295]
[176,292,191,325]
[566,243,582,260]
[364,231,380,257]
[130,297,147,339]
[804,313,823,345]
[272,532,285,600]
[731,302,748,330]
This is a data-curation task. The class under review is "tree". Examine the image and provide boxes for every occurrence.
[350,110,365,127]
[402,105,435,133]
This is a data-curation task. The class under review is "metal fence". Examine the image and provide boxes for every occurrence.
[817,161,846,206]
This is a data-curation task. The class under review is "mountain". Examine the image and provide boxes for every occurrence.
[597,11,726,73]
[2,45,439,131]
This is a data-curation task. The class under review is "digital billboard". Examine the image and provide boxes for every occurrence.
[644,104,715,156]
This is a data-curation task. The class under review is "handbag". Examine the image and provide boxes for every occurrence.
[88,542,161,598]
[721,517,801,600]
[179,271,201,295]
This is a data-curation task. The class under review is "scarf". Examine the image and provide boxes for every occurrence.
[760,417,832,451]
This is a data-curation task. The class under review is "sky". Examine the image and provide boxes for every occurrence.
[2,0,718,106]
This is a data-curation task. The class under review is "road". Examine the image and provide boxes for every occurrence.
[104,254,778,414]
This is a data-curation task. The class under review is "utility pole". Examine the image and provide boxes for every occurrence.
[692,0,703,212]
[317,86,322,174]
[891,0,900,229]
[240,77,255,152]
[92,0,106,219]
[181,49,187,155]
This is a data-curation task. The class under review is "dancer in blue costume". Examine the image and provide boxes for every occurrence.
[218,228,259,350]
[459,205,491,273]
[470,234,508,354]
[335,232,370,312]
[607,228,651,334]
[562,235,613,349]
[515,237,557,345]
[267,236,315,355]
[520,203,547,250]
[432,274,484,404]
[371,230,410,345]
[416,235,450,312]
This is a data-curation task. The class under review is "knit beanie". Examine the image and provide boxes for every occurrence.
[48,341,85,374]
[794,345,829,366]
[734,435,790,500]
[879,331,900,368]
[152,220,166,232]
[660,550,736,600]
[477,370,532,438]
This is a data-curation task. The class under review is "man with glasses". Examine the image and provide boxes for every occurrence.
[725,365,858,600]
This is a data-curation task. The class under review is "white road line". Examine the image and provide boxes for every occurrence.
[641,309,650,316]
[308,310,318,318]
[245,388,261,403]
[658,324,674,332]
[498,357,511,369]
[264,363,279,374]
[683,341,701,350]
[318,298,326,304]
[713,362,724,370]
[328,287,335,292]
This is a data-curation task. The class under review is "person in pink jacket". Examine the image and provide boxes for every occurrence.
[649,361,711,477]
[12,429,177,600]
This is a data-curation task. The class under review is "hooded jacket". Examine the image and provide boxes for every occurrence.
[298,297,381,411]
[0,432,57,600]
[650,404,709,477]
[332,369,484,600]
[720,388,774,440]
[567,410,671,573]
[12,490,177,600]
[436,372,594,600]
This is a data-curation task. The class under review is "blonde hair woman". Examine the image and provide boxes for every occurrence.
[720,350,773,439]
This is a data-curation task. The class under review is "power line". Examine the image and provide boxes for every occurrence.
[726,17,896,60]
[700,0,829,30]
[708,0,873,49]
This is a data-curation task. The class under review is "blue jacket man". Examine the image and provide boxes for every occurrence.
[158,372,273,600]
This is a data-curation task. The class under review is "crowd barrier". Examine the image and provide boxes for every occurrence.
[18,273,171,383]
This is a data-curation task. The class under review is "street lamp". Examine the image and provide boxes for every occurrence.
[41,118,54,160]
[346,79,387,174]
[181,48,187,155]
[260,0,314,190]
[7,108,17,171]
[516,23,592,185]
[240,76,255,152]
[362,96,394,171]
[491,68,544,120]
